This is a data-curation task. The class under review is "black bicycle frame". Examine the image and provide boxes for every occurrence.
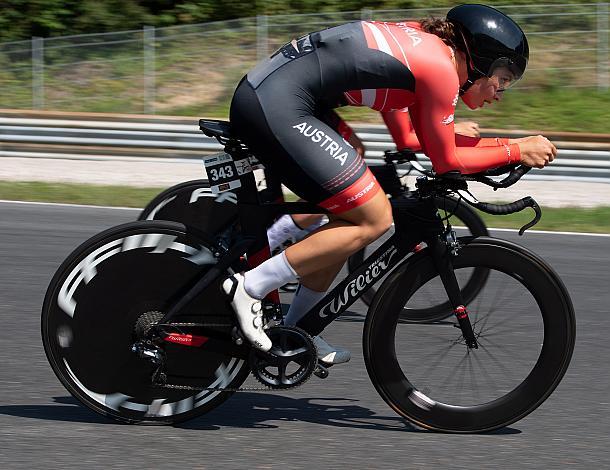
[296,193,446,335]
[158,149,477,346]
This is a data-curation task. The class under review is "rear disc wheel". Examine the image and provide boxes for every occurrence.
[41,221,250,424]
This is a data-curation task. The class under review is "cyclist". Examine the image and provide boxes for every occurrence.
[223,4,557,359]
[266,111,482,253]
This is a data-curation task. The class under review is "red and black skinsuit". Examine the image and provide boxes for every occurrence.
[230,21,519,213]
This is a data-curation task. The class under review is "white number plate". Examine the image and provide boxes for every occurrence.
[203,153,252,194]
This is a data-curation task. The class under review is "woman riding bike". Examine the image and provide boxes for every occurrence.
[224,4,557,362]
[267,110,482,253]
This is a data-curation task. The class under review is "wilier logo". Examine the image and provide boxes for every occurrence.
[319,245,398,318]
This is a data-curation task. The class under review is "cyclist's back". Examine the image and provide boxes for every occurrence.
[313,21,446,110]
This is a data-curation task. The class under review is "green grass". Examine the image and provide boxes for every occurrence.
[333,88,610,134]
[1,180,608,233]
[448,206,610,234]
[0,181,162,208]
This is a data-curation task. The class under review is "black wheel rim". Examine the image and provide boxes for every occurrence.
[364,243,574,432]
[42,223,249,423]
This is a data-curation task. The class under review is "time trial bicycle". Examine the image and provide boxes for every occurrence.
[41,119,575,433]
[138,148,489,321]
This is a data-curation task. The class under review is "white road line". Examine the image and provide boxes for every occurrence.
[1,199,609,237]
[0,199,140,211]
[487,227,610,238]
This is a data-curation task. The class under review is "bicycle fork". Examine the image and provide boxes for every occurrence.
[427,235,479,349]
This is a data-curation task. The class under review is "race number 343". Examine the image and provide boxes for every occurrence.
[203,153,251,194]
[209,165,234,181]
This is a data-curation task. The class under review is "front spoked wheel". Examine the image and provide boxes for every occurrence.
[41,221,250,424]
[363,238,575,433]
[348,195,489,322]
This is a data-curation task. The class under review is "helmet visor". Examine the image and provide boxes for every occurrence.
[484,58,525,91]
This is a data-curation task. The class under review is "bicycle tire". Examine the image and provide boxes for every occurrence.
[139,179,239,234]
[348,195,489,322]
[363,237,575,433]
[41,220,250,424]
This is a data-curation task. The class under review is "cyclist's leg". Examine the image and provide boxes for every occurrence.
[233,99,392,295]
[278,191,391,363]
[266,104,358,251]
[228,72,392,351]
[267,214,305,252]
[286,189,391,291]
[291,213,326,230]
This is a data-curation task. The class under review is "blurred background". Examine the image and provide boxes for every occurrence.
[0,0,609,131]
[1,4,609,468]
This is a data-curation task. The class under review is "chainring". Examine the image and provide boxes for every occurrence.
[249,326,317,390]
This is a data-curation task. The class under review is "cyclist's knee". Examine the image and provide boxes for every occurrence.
[339,191,393,247]
[361,203,393,244]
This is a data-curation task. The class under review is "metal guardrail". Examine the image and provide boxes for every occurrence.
[1,112,609,182]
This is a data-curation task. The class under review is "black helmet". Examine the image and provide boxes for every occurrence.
[447,4,529,94]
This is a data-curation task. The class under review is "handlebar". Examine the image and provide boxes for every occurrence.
[471,165,532,189]
[383,148,418,164]
[383,150,532,188]
[416,163,540,235]
[470,196,541,235]
[382,148,541,235]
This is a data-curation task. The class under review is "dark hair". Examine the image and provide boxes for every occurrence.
[419,17,458,50]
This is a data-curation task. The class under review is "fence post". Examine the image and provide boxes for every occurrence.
[599,3,609,91]
[32,37,44,109]
[143,25,156,114]
[257,15,268,61]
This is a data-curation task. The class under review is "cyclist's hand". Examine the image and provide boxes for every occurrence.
[454,121,480,138]
[517,135,557,169]
[348,132,365,157]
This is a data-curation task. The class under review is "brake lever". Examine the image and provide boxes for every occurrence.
[519,197,542,236]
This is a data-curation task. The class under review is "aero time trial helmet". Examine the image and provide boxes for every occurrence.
[447,4,529,94]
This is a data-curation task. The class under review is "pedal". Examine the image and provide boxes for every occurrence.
[231,326,244,346]
[313,363,330,379]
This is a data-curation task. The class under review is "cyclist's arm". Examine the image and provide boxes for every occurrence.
[381,110,422,151]
[454,135,510,147]
[409,62,520,174]
[382,110,488,151]
[322,110,364,156]
[321,109,353,140]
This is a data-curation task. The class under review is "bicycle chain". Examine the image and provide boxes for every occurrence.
[158,322,233,328]
[156,382,275,392]
[144,311,318,392]
[154,325,320,393]
[155,369,317,393]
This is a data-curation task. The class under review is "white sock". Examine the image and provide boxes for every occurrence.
[284,284,327,326]
[303,215,329,234]
[244,251,299,299]
[266,215,303,252]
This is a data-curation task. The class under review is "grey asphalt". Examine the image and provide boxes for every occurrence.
[0,201,609,469]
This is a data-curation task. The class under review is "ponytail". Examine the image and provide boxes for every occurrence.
[419,18,458,50]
